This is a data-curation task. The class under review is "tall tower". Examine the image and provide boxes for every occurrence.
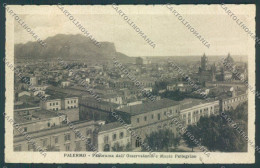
[201,53,208,71]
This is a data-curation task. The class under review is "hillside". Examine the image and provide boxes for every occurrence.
[14,34,129,62]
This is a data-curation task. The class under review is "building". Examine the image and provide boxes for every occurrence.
[61,81,70,88]
[196,54,216,83]
[143,57,152,65]
[40,97,62,111]
[136,57,143,65]
[116,99,181,149]
[28,85,49,91]
[179,99,220,126]
[14,109,66,136]
[79,96,119,121]
[101,94,123,105]
[62,97,78,109]
[14,120,100,152]
[39,95,80,122]
[219,90,248,111]
[98,122,131,151]
[167,83,193,93]
[201,53,208,71]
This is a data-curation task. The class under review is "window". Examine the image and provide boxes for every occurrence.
[183,114,186,119]
[23,127,27,132]
[120,132,124,139]
[144,116,147,121]
[151,114,154,119]
[54,137,59,144]
[74,100,76,103]
[56,108,58,111]
[47,122,50,127]
[170,110,173,114]
[71,100,73,103]
[87,138,92,144]
[75,132,81,139]
[28,143,34,151]
[64,133,71,141]
[74,105,76,108]
[135,139,141,147]
[50,103,52,106]
[75,141,81,151]
[65,144,70,151]
[158,113,161,120]
[53,103,55,106]
[42,138,48,147]
[56,102,58,105]
[14,145,22,151]
[86,129,92,136]
[113,134,117,141]
[68,101,70,104]
[104,136,109,144]
[164,111,167,116]
[137,118,139,123]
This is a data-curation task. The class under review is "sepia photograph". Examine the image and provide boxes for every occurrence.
[3,4,256,164]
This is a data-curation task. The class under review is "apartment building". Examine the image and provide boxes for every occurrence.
[97,122,131,151]
[14,120,100,152]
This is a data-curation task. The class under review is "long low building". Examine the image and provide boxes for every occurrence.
[14,120,101,152]
[219,90,248,111]
[179,98,220,126]
[116,99,181,149]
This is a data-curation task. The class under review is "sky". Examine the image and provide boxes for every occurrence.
[13,5,254,57]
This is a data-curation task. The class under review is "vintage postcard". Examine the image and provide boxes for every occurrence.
[4,4,256,164]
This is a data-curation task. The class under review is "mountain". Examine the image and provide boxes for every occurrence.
[14,34,129,62]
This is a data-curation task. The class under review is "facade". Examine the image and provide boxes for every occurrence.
[98,122,131,151]
[14,120,100,152]
[61,81,70,88]
[28,85,48,91]
[14,109,66,136]
[41,98,62,111]
[102,94,123,104]
[179,99,219,126]
[79,97,119,121]
[62,97,78,109]
[117,99,181,149]
[220,91,248,111]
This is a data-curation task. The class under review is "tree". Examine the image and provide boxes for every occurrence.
[187,103,248,152]
[182,125,200,151]
[173,137,181,149]
[142,129,175,152]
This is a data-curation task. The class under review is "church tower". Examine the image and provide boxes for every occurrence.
[201,53,208,71]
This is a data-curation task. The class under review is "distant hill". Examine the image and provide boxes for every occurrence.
[14,34,129,62]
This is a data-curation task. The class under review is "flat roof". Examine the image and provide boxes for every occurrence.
[179,98,217,110]
[118,99,180,116]
[14,109,64,124]
[99,122,124,132]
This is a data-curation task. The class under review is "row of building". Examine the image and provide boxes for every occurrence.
[13,88,247,152]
